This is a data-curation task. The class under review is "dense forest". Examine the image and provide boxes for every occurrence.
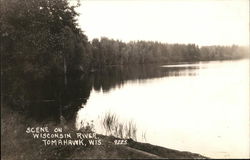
[1,0,249,112]
[90,37,248,67]
[1,0,92,78]
[1,0,92,112]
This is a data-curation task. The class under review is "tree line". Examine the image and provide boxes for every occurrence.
[2,0,248,79]
[90,37,248,67]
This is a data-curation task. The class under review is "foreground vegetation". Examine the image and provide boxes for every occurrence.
[2,105,208,160]
[101,112,137,140]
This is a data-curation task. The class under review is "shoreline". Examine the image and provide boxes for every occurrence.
[2,109,208,160]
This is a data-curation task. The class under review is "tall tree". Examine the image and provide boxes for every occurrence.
[1,0,90,110]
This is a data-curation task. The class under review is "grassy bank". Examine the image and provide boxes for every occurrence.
[1,106,208,159]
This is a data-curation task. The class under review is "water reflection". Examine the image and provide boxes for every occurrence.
[91,64,198,92]
[75,64,201,132]
[6,58,248,158]
[21,75,92,123]
[76,60,249,158]
[20,63,198,124]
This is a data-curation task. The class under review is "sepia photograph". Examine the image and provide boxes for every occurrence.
[1,0,249,159]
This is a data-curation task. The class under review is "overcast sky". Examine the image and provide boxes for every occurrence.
[74,0,249,46]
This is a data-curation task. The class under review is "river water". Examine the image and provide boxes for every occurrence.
[75,59,249,158]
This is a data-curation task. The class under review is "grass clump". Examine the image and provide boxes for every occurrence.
[101,112,137,140]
